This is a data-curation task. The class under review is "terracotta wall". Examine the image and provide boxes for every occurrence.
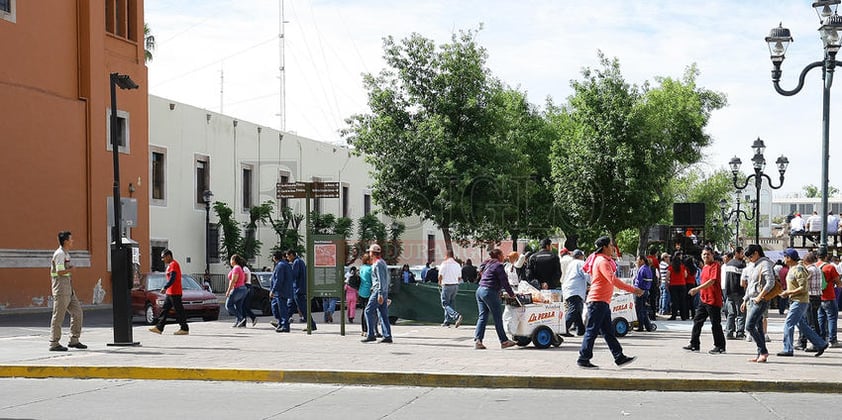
[0,0,148,309]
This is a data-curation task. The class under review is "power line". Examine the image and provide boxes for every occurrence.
[152,36,276,88]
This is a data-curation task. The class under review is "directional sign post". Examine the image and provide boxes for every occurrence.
[276,181,343,335]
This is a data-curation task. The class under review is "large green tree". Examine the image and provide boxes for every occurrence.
[548,53,726,251]
[344,28,521,252]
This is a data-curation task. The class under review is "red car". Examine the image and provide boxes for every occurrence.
[132,273,220,325]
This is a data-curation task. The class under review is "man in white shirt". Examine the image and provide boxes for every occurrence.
[438,250,463,327]
[790,212,806,247]
[561,250,589,336]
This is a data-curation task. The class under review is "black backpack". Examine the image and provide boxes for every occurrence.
[349,274,361,290]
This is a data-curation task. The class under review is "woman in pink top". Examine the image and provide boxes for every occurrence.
[225,254,249,327]
[577,236,643,369]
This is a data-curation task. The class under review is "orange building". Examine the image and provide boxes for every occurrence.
[0,1,148,309]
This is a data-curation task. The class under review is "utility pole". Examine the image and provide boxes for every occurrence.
[278,0,287,131]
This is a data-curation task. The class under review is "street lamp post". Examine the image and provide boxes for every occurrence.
[766,1,842,254]
[728,137,788,243]
[108,72,139,346]
[719,193,756,247]
[203,190,214,277]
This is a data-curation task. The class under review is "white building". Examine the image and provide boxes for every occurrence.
[148,96,503,281]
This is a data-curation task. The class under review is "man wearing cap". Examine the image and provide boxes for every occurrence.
[577,237,643,369]
[362,244,392,343]
[561,249,589,337]
[778,248,829,357]
[526,238,562,290]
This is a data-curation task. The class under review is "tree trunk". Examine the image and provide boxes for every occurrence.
[511,231,519,253]
[637,226,649,257]
[442,225,453,255]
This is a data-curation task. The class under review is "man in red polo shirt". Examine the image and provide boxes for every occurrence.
[817,249,841,347]
[149,249,189,335]
[685,247,726,354]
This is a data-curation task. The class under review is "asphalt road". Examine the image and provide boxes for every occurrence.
[0,378,829,420]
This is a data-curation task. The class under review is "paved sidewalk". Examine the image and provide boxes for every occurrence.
[0,314,839,393]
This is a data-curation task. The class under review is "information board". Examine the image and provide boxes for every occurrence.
[310,235,345,298]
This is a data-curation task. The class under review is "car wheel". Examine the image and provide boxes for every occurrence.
[145,303,157,325]
[388,316,398,325]
[531,325,554,349]
[514,336,531,347]
[613,318,629,337]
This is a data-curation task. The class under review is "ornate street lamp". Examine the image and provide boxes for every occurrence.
[720,193,756,247]
[729,137,788,243]
[766,1,842,254]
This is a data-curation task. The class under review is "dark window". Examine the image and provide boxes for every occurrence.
[364,194,371,216]
[208,225,220,262]
[0,0,10,13]
[105,0,136,41]
[342,186,349,218]
[152,151,165,200]
[242,167,253,210]
[151,244,166,272]
[196,159,209,204]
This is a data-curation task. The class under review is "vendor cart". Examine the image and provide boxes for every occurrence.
[502,287,565,349]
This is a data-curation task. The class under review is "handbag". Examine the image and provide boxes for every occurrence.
[759,267,783,302]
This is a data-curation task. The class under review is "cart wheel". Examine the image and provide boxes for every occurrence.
[552,334,562,347]
[650,323,658,332]
[613,318,629,337]
[532,326,554,349]
[514,336,530,347]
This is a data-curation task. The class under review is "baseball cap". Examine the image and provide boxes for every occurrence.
[559,247,570,255]
[572,249,585,258]
[783,248,800,261]
[368,244,381,253]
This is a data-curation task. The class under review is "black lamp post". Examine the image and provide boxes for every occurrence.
[108,72,139,346]
[203,190,214,277]
[728,137,788,243]
[719,193,756,247]
[766,1,842,255]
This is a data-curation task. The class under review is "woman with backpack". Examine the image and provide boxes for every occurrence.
[345,266,361,323]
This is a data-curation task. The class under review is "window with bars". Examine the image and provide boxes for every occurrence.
[151,149,166,202]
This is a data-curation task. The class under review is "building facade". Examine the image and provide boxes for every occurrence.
[0,1,149,310]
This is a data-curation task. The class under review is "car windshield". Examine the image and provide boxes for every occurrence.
[255,273,272,288]
[147,274,202,291]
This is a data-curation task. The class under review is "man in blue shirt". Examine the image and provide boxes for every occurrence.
[270,251,293,332]
[287,249,316,331]
[362,244,392,343]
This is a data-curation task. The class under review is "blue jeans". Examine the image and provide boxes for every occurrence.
[323,297,337,318]
[474,286,508,343]
[635,291,653,331]
[564,295,585,334]
[364,294,391,339]
[271,295,290,330]
[225,286,248,323]
[818,299,838,342]
[783,300,828,353]
[578,301,626,364]
[746,299,769,356]
[725,293,746,335]
[659,283,670,314]
[441,284,460,324]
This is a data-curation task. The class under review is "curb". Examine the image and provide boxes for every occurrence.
[0,365,839,394]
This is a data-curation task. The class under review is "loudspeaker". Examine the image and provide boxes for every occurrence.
[673,203,706,226]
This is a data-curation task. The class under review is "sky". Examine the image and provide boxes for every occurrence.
[145,0,836,196]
